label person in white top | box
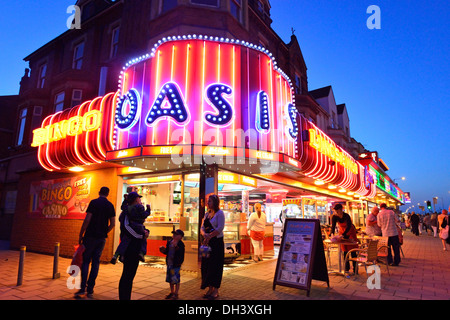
[247,203,266,262]
[377,203,401,266]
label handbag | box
[439,217,449,240]
[69,244,85,271]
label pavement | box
[0,231,449,302]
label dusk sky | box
[1,1,449,212]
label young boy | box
[111,192,150,264]
[159,229,185,300]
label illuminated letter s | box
[204,84,234,127]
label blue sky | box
[1,1,449,212]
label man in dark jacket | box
[410,212,420,236]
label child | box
[159,229,185,300]
[111,192,150,264]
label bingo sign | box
[273,219,328,296]
[29,176,92,219]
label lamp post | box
[393,177,406,186]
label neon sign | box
[115,37,297,158]
[32,109,102,147]
[32,92,117,171]
[308,128,358,175]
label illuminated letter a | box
[146,82,190,127]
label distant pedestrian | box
[419,214,424,235]
[410,212,420,236]
[200,194,225,300]
[423,213,431,235]
[431,211,439,237]
[365,207,382,236]
[247,202,267,262]
[377,203,401,266]
[75,187,116,298]
[159,229,185,300]
[438,209,449,251]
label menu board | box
[273,219,328,296]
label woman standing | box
[200,194,225,300]
[330,203,358,275]
[247,203,266,262]
[438,209,449,251]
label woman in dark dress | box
[200,194,225,300]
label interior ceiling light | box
[69,166,84,172]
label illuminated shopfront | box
[25,35,405,267]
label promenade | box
[0,231,449,301]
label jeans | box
[118,237,141,300]
[387,235,401,265]
[80,237,106,293]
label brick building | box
[1,0,400,264]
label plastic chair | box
[376,237,390,276]
[344,239,379,276]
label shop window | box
[37,63,47,89]
[16,108,27,146]
[230,0,241,22]
[72,42,85,70]
[191,0,219,7]
[110,26,120,58]
[161,0,178,13]
[54,91,65,113]
[71,90,83,107]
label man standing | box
[76,186,116,298]
[377,203,401,266]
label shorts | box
[166,266,181,284]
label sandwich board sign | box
[273,219,329,297]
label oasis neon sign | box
[115,82,297,136]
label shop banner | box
[29,176,92,219]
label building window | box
[73,42,85,70]
[17,108,27,146]
[37,63,47,89]
[230,0,241,21]
[295,74,302,95]
[54,92,65,112]
[110,27,120,58]
[191,0,219,7]
[71,90,83,107]
[31,106,43,131]
[162,0,178,13]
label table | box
[323,239,359,276]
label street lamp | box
[393,177,406,185]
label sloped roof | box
[309,86,331,99]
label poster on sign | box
[29,176,92,219]
[273,219,329,296]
